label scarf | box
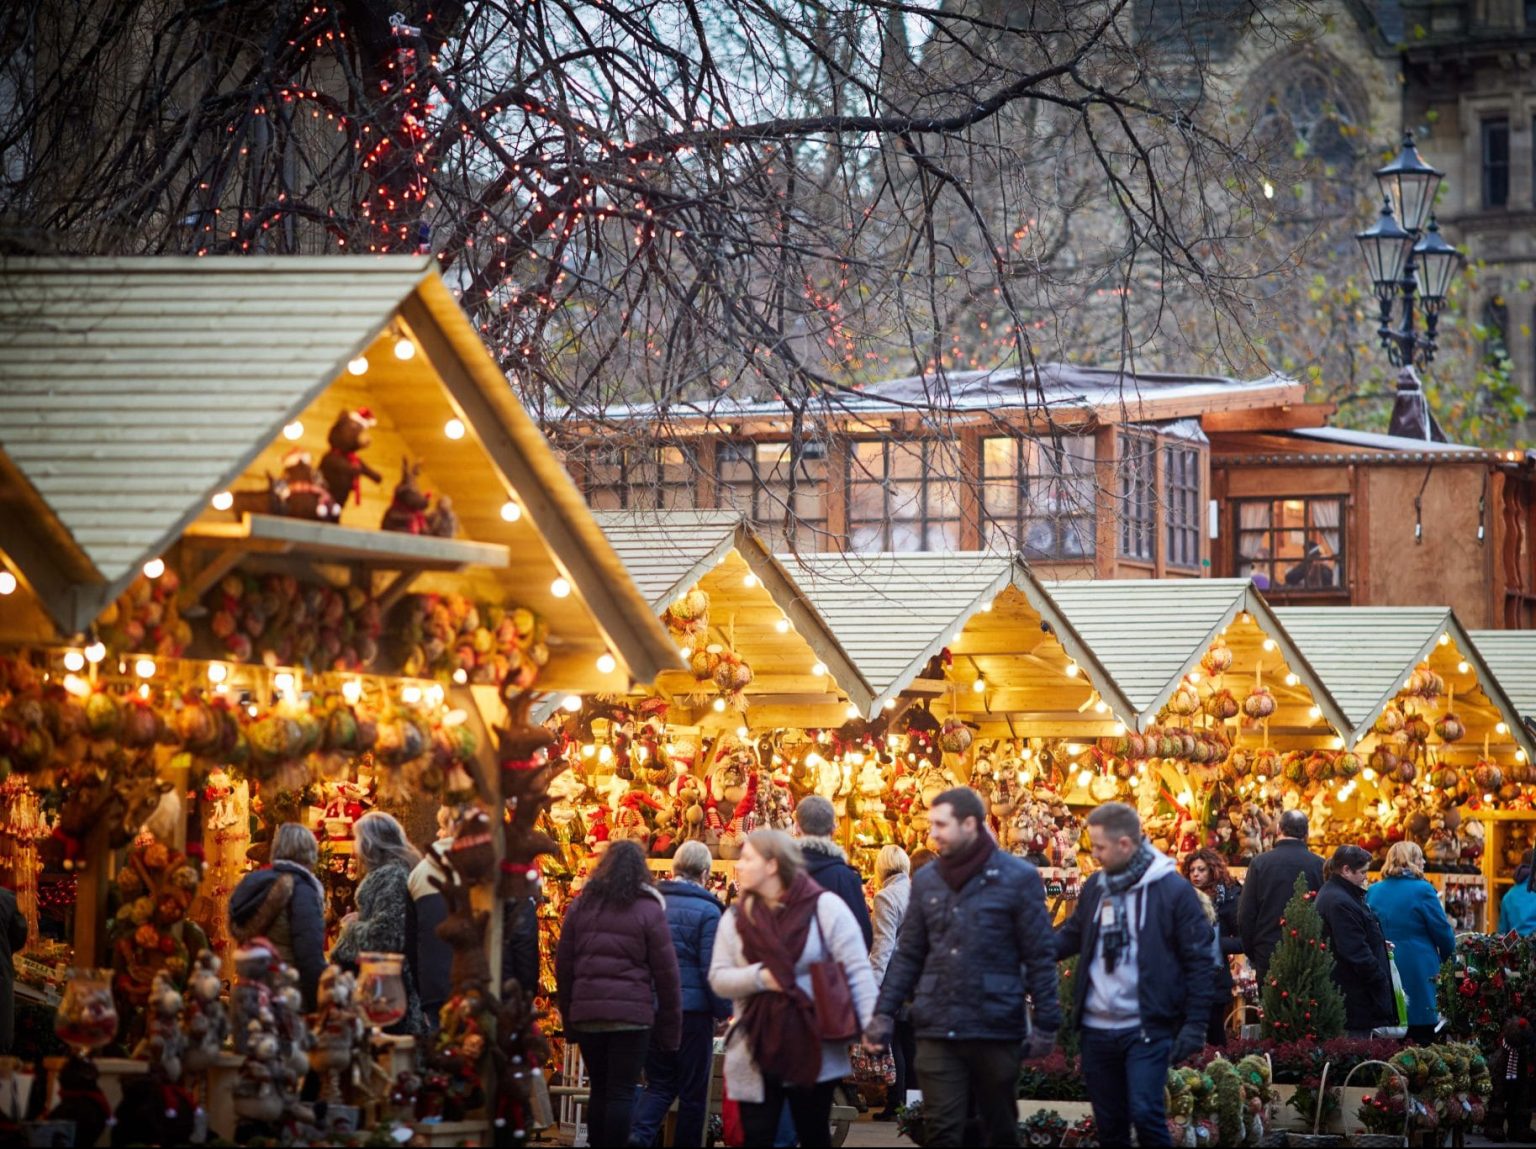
[936,827,998,891]
[733,871,827,1087]
[1099,838,1156,973]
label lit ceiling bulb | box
[1284,673,1298,686]
[598,745,614,764]
[1308,705,1322,720]
[0,572,14,595]
[452,668,468,684]
[712,698,726,712]
[1076,769,1093,788]
[1457,661,1470,674]
[207,662,227,684]
[84,640,106,663]
[500,500,522,522]
[561,695,582,712]
[135,658,156,678]
[400,684,422,704]
[63,674,89,697]
[582,743,596,759]
[1439,632,1450,646]
[444,418,466,440]
[742,573,758,588]
[810,662,827,677]
[1519,749,1529,763]
[774,618,790,634]
[211,491,234,511]
[596,653,617,675]
[62,650,85,672]
[283,420,304,440]
[1261,638,1275,652]
[393,338,417,361]
[1112,722,1125,736]
[883,699,895,710]
[143,558,165,579]
[972,677,986,694]
[347,356,369,376]
[736,726,749,739]
[1065,662,1079,678]
[845,704,859,719]
[341,679,363,703]
[274,672,296,693]
[1093,700,1108,714]
[550,577,571,598]
[1498,722,1510,735]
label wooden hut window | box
[1235,497,1346,594]
[847,438,962,552]
[1118,432,1157,562]
[979,435,1095,559]
[1165,443,1202,569]
[716,441,827,549]
[578,443,698,510]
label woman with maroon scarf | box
[710,828,877,1147]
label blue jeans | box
[630,1012,715,1147]
[1079,1025,1174,1147]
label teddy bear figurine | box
[319,408,382,514]
[272,448,341,522]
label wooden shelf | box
[184,513,510,572]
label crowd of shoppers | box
[211,784,1479,1148]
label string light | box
[400,684,422,704]
[1439,632,1450,646]
[1284,673,1298,686]
[981,600,994,612]
[1065,662,1079,678]
[1457,661,1470,674]
[84,640,106,664]
[134,658,156,678]
[582,744,596,759]
[62,650,85,672]
[1308,706,1322,720]
[500,500,522,522]
[274,672,295,695]
[810,662,827,677]
[972,677,986,693]
[712,698,727,712]
[143,558,165,579]
[596,653,617,674]
[1262,638,1275,652]
[207,663,228,684]
[883,699,895,710]
[1498,722,1510,735]
[283,421,304,440]
[63,674,89,697]
[444,418,466,439]
[393,338,417,361]
[561,695,582,712]
[736,726,749,739]
[342,679,363,704]
[551,577,571,598]
[774,618,790,634]
[452,668,468,685]
[598,746,614,764]
[347,356,369,376]
[211,491,234,511]
[0,572,14,595]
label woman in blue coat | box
[1365,841,1456,1043]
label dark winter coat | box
[1237,838,1325,977]
[1315,876,1396,1032]
[875,848,1063,1040]
[556,886,683,1050]
[408,845,454,1019]
[330,861,427,1037]
[657,878,731,1018]
[1055,856,1216,1038]
[801,838,873,949]
[0,887,25,1054]
[504,895,541,997]
[229,860,327,1010]
[1209,880,1244,993]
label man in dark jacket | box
[1056,803,1214,1149]
[1315,845,1396,1037]
[631,841,729,1149]
[1238,810,1325,980]
[795,795,873,948]
[864,787,1060,1148]
[0,885,25,1055]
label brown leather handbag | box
[809,909,859,1041]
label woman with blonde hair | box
[710,829,877,1147]
[331,811,426,1036]
[1366,840,1455,1042]
[869,843,912,1122]
[229,822,327,1008]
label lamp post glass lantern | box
[1355,133,1462,369]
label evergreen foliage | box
[1260,873,1346,1042]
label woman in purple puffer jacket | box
[556,840,682,1146]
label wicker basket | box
[1332,1060,1409,1149]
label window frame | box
[1165,442,1202,570]
[845,437,964,552]
[1117,431,1158,563]
[978,433,1097,561]
[576,441,698,511]
[1233,496,1348,597]
[715,439,828,550]
[1481,115,1510,209]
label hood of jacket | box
[1132,849,1179,896]
[799,836,848,863]
[230,868,283,923]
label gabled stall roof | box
[0,256,678,686]
[1040,579,1349,735]
[1468,631,1536,725]
[1276,607,1535,757]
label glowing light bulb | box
[1065,662,1079,678]
[598,746,614,764]
[596,653,617,674]
[1284,673,1298,687]
[736,726,749,739]
[1332,736,1345,749]
[742,573,758,588]
[444,418,466,440]
[283,420,304,441]
[550,577,571,598]
[1498,722,1510,735]
[274,672,295,694]
[500,500,522,522]
[394,338,417,361]
[1076,769,1093,788]
[679,646,693,660]
[972,678,986,693]
[347,356,369,376]
[561,694,582,712]
[142,558,165,579]
[211,490,234,511]
[207,662,227,684]
[582,744,596,759]
[1439,632,1450,646]
[134,657,156,678]
[811,663,827,677]
[982,600,994,612]
[1519,750,1528,763]
[1094,700,1108,714]
[845,704,859,719]
[775,618,790,634]
[951,632,963,644]
[400,684,422,704]
[342,679,362,704]
[1188,670,1201,683]
[883,699,896,710]
[63,650,85,672]
[84,641,106,664]
[1308,706,1322,720]
[1262,638,1275,652]
[452,668,468,685]
[1457,661,1470,674]
[63,674,89,697]
[0,572,14,595]
[712,698,727,712]
[1112,722,1126,735]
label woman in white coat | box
[869,844,912,1121]
[710,828,877,1148]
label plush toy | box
[427,494,459,538]
[182,950,229,1075]
[319,408,382,510]
[310,965,366,1104]
[273,448,341,522]
[382,457,433,534]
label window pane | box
[849,480,884,523]
[889,443,924,479]
[850,523,886,552]
[1483,117,1510,208]
[982,437,1018,479]
[925,520,960,550]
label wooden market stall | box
[0,256,679,1143]
[1276,607,1536,931]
